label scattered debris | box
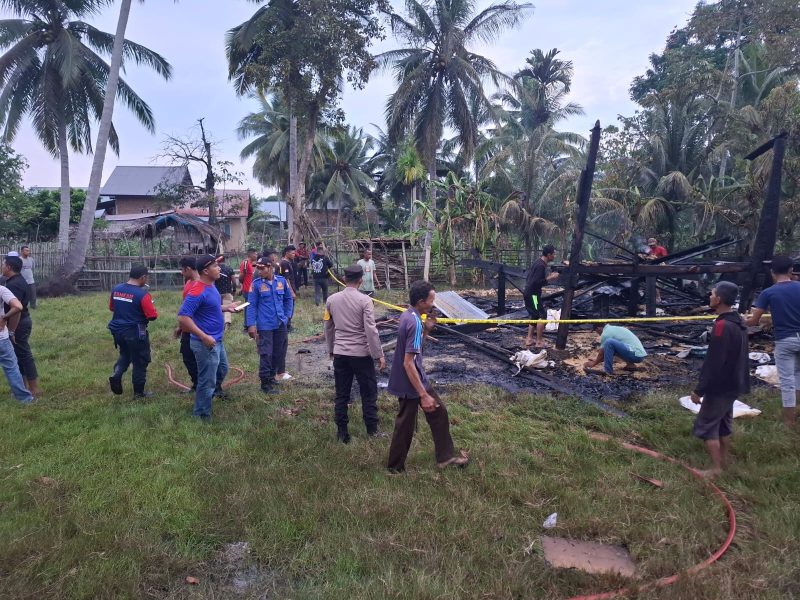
[34,476,57,486]
[678,396,762,418]
[278,407,302,417]
[748,352,771,364]
[630,473,664,488]
[184,576,199,585]
[755,365,779,386]
[541,536,638,578]
[542,513,558,529]
[509,349,554,375]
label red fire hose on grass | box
[165,363,247,391]
[569,433,737,600]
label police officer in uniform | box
[324,264,386,443]
[108,265,158,398]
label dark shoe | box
[213,388,228,399]
[134,391,154,399]
[387,466,405,474]
[261,385,278,395]
[337,430,351,444]
[109,375,123,395]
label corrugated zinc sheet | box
[434,291,490,320]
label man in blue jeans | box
[178,255,240,420]
[0,284,32,404]
[748,255,800,428]
[583,323,648,375]
[245,255,293,394]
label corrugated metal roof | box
[100,166,192,196]
[434,291,490,320]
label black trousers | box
[13,314,37,380]
[314,278,330,306]
[257,324,288,386]
[333,355,379,434]
[112,329,151,393]
[180,332,198,388]
[387,389,455,471]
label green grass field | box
[0,289,798,599]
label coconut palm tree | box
[377,0,532,175]
[237,90,326,198]
[307,126,375,238]
[54,0,176,286]
[377,0,532,278]
[0,0,171,251]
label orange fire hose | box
[570,433,737,600]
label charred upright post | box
[740,131,788,311]
[556,121,600,350]
[556,121,602,350]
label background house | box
[98,166,251,251]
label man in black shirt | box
[524,245,559,348]
[214,255,237,330]
[690,281,749,478]
[2,256,39,396]
[311,245,334,306]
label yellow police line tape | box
[326,269,726,326]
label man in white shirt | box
[20,246,36,309]
[0,285,34,403]
[357,248,381,297]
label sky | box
[6,0,700,195]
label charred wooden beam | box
[556,121,602,350]
[741,132,788,311]
[556,262,753,275]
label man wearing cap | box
[3,256,40,397]
[214,255,237,330]
[0,280,31,404]
[246,255,294,394]
[523,245,559,348]
[647,238,668,259]
[178,255,240,420]
[108,265,158,398]
[324,264,386,443]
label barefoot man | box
[524,245,559,348]
[690,281,749,477]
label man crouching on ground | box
[583,323,647,375]
[690,281,749,478]
[386,280,469,472]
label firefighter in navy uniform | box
[108,265,159,398]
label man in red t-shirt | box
[647,238,668,259]
[239,248,258,297]
[175,256,199,390]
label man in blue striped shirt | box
[386,281,469,472]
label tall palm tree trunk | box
[55,0,132,285]
[422,166,435,281]
[57,119,71,252]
